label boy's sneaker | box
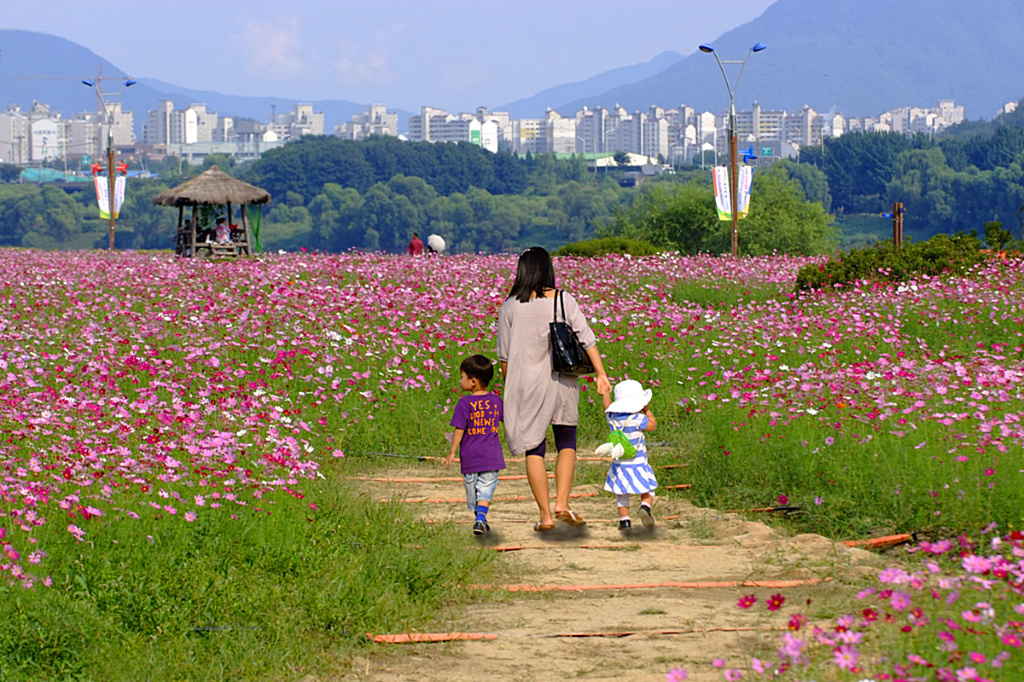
[618,518,632,530]
[473,521,487,535]
[639,504,655,527]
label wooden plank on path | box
[541,625,786,638]
[368,632,498,643]
[348,474,546,483]
[467,577,829,592]
[392,491,599,504]
[842,533,914,549]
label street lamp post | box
[699,42,766,258]
[82,75,136,251]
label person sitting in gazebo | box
[215,217,231,244]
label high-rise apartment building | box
[335,104,399,140]
[0,106,30,164]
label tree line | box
[796,101,1024,238]
[8,105,1023,255]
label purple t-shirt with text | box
[450,393,505,474]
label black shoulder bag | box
[550,290,595,376]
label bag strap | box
[552,289,568,324]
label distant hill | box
[549,0,1024,120]
[498,51,684,119]
[0,29,411,135]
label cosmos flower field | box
[1,249,1022,590]
[0,248,1022,680]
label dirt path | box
[344,454,883,681]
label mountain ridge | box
[497,50,684,119]
[551,0,1024,120]
[0,29,401,135]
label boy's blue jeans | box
[463,470,499,511]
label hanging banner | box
[95,176,126,219]
[712,166,753,221]
[737,165,753,219]
[712,166,731,221]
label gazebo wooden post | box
[226,202,232,243]
[190,204,198,256]
[241,204,252,257]
[176,205,184,256]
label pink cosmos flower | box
[736,595,757,609]
[889,590,912,611]
[766,593,785,611]
[1000,633,1022,648]
[961,555,992,574]
[723,669,743,681]
[184,512,197,522]
[665,669,688,681]
[833,644,859,670]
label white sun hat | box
[605,379,653,414]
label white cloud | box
[240,18,304,77]
[332,24,405,86]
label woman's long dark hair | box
[507,246,556,303]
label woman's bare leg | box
[526,455,553,525]
[553,447,576,513]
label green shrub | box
[554,236,662,257]
[794,232,988,291]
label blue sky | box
[8,0,776,111]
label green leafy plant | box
[794,232,988,291]
[554,236,662,257]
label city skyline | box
[4,0,776,113]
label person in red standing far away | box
[407,232,424,255]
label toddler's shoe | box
[618,518,632,530]
[639,504,655,527]
[473,521,487,535]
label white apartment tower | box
[0,106,29,164]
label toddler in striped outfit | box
[599,380,658,530]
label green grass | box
[672,280,793,308]
[0,471,503,681]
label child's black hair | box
[460,354,494,387]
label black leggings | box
[524,425,577,458]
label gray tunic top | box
[497,291,597,455]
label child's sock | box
[619,515,630,522]
[475,506,489,523]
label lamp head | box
[698,44,715,53]
[82,79,95,87]
[752,43,767,52]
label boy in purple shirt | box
[444,354,505,535]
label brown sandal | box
[554,509,586,527]
[533,521,555,532]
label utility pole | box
[892,202,904,249]
[81,69,135,250]
[699,42,767,258]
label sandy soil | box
[334,454,883,682]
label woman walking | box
[497,247,611,531]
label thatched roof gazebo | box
[153,165,271,258]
